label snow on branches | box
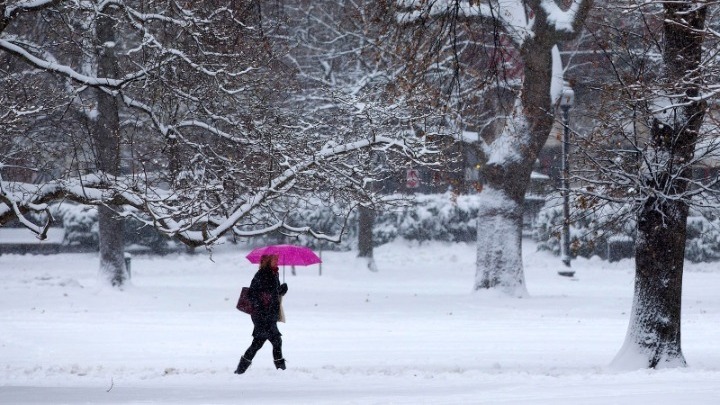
[1,132,439,246]
[0,1,445,246]
[395,0,592,46]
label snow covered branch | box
[0,39,132,88]
[1,131,438,246]
[0,0,448,255]
[396,0,534,45]
[2,1,63,29]
[538,0,592,37]
[396,0,593,45]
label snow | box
[498,0,535,45]
[2,239,720,404]
[550,45,564,104]
[540,0,581,33]
[486,98,530,166]
[0,39,125,87]
[473,187,527,295]
[459,129,480,144]
[396,1,535,45]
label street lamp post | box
[559,86,575,277]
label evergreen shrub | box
[533,196,720,262]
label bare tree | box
[576,0,715,368]
[397,0,594,295]
[280,0,453,271]
[1,1,443,286]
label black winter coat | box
[248,266,287,339]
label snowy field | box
[1,239,720,404]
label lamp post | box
[558,85,575,277]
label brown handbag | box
[236,287,253,315]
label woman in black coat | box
[235,254,288,374]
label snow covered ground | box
[1,239,720,404]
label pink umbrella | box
[246,244,322,266]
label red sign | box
[406,169,420,188]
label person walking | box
[235,254,288,374]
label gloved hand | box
[279,283,288,296]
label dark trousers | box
[243,336,283,361]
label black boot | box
[274,358,286,370]
[234,356,252,374]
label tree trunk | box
[94,10,126,287]
[614,197,687,368]
[475,35,555,295]
[613,2,706,368]
[475,188,527,296]
[358,205,377,272]
[98,205,126,286]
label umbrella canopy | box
[246,244,322,266]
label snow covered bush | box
[123,218,174,254]
[287,202,358,251]
[35,195,720,261]
[293,192,481,250]
[404,193,481,243]
[48,204,172,253]
[533,197,720,262]
[685,211,720,263]
[533,196,635,260]
[51,204,99,248]
[41,194,720,261]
